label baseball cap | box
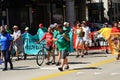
[50,24,55,28]
[64,22,68,25]
[39,23,43,28]
[82,21,86,24]
[25,27,29,30]
[53,23,57,26]
[50,23,58,29]
[104,22,108,25]
[13,25,18,29]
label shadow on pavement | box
[85,55,108,58]
[92,55,107,57]
[72,67,102,70]
[68,62,91,64]
[24,57,36,60]
[83,52,108,58]
[89,52,107,55]
[12,66,40,70]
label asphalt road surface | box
[0,50,120,80]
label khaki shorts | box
[13,43,23,52]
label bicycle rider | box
[36,26,55,65]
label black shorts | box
[46,46,53,51]
[60,50,69,59]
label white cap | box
[53,23,57,26]
[82,21,86,24]
[64,22,68,25]
[50,23,58,29]
[104,22,108,25]
[50,24,55,28]
[13,25,18,29]
[25,27,29,30]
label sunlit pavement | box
[0,50,119,80]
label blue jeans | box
[2,50,13,69]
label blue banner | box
[69,30,74,52]
[22,33,42,55]
[22,28,74,55]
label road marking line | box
[77,72,84,75]
[33,70,78,80]
[86,58,116,67]
[40,67,57,70]
[94,72,102,75]
[32,58,116,80]
[111,73,120,76]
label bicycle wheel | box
[36,50,45,66]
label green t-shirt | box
[53,30,59,38]
[6,29,12,34]
[63,26,71,32]
[55,30,70,51]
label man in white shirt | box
[82,21,91,55]
[13,25,23,61]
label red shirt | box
[41,32,53,47]
[111,27,120,33]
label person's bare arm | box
[62,33,70,41]
[110,32,120,35]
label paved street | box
[0,50,120,80]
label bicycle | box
[36,42,47,66]
[36,42,56,66]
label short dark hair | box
[113,21,118,24]
[57,24,63,29]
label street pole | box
[66,0,75,27]
[90,0,92,22]
[50,0,53,24]
[108,0,112,23]
[99,0,103,23]
[62,0,66,22]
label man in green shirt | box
[63,22,71,32]
[54,24,70,71]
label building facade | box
[87,0,120,23]
[1,0,120,31]
[108,0,120,23]
[0,0,86,30]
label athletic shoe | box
[58,67,63,71]
[64,66,69,69]
[56,62,60,66]
[81,55,84,58]
[52,61,56,65]
[2,68,7,71]
[84,52,88,55]
[46,62,50,65]
[76,55,79,58]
